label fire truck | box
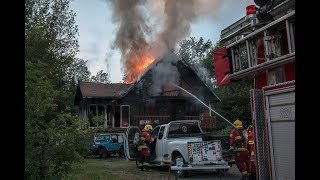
[213,0,295,179]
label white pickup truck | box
[124,120,230,178]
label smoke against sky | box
[106,0,231,83]
[70,0,253,83]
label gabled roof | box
[74,52,220,105]
[120,52,221,101]
[78,81,131,98]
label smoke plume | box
[106,0,152,83]
[149,52,180,96]
[107,0,225,83]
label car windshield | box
[96,134,110,141]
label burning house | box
[74,52,220,130]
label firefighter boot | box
[142,162,152,171]
[240,171,249,180]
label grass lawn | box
[63,158,176,180]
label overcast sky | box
[70,0,254,83]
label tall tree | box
[90,70,111,83]
[205,41,254,130]
[25,0,91,178]
[178,37,214,88]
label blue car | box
[91,133,125,158]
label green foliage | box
[178,37,212,65]
[178,37,215,88]
[91,115,105,127]
[211,126,233,136]
[214,78,254,129]
[25,0,100,179]
[90,70,111,83]
[201,41,222,80]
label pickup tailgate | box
[171,140,230,171]
[188,141,223,165]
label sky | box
[70,0,254,83]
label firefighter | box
[229,119,249,180]
[246,125,256,180]
[137,124,154,171]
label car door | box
[154,125,166,162]
[107,134,119,151]
[125,126,141,160]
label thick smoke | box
[107,0,225,83]
[149,52,180,96]
[106,0,151,82]
[149,0,223,56]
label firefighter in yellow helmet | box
[229,119,250,180]
[137,124,154,171]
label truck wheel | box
[99,147,109,159]
[173,155,187,178]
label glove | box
[229,146,234,152]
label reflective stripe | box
[248,140,254,144]
[137,145,148,151]
[235,136,242,140]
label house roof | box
[120,52,221,102]
[75,52,220,103]
[79,81,131,98]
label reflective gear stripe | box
[248,140,254,144]
[236,147,247,151]
[241,171,248,176]
[137,145,148,151]
[235,136,242,140]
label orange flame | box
[125,54,155,84]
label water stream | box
[172,84,234,127]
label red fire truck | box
[213,0,295,179]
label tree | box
[90,70,111,83]
[200,41,254,131]
[25,0,92,178]
[214,78,254,129]
[178,37,214,88]
[178,37,212,64]
[201,41,222,84]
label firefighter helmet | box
[143,124,153,132]
[233,119,243,129]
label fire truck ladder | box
[221,4,295,80]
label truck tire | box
[173,155,188,178]
[99,147,109,159]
